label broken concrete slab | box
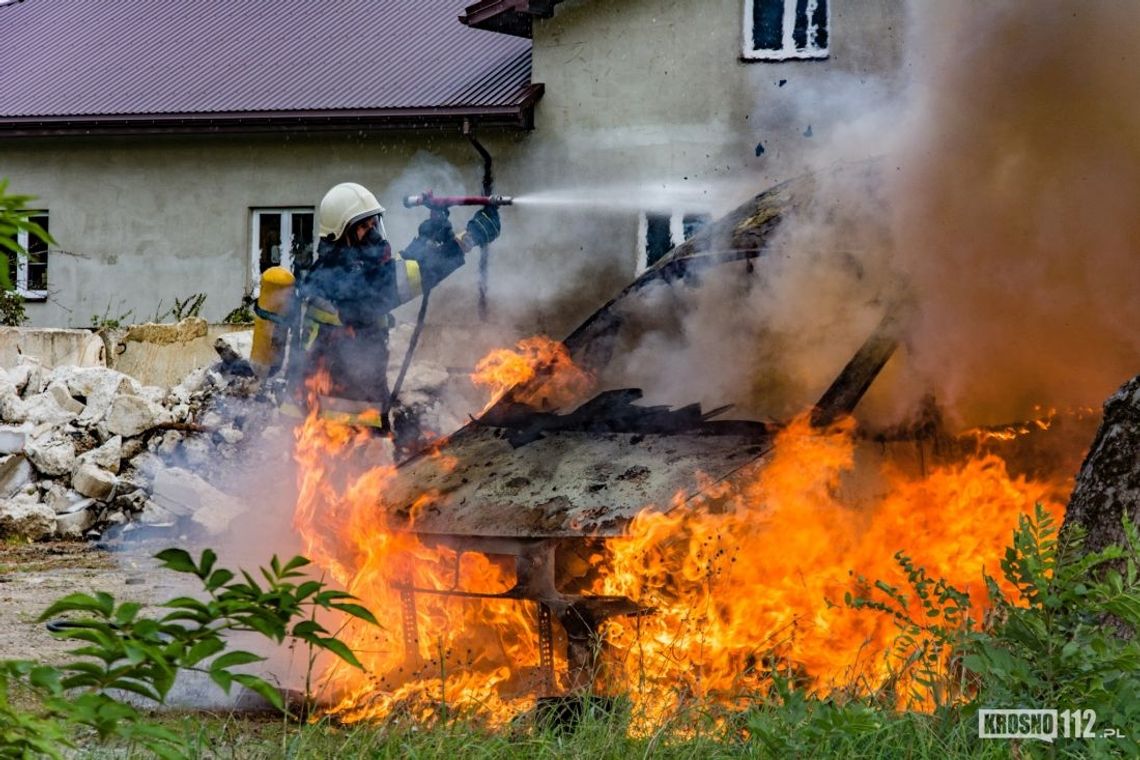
[10,356,45,397]
[149,468,208,517]
[50,366,139,427]
[55,504,97,538]
[168,366,209,407]
[24,433,77,477]
[78,435,123,474]
[138,500,179,526]
[103,394,162,438]
[112,320,252,388]
[0,426,25,454]
[47,382,86,415]
[112,488,148,515]
[214,330,253,365]
[21,390,80,427]
[0,327,105,372]
[0,395,26,424]
[149,467,249,535]
[72,462,118,501]
[45,483,96,515]
[0,454,34,499]
[0,494,56,541]
[190,493,250,536]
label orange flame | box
[470,335,595,412]
[959,404,1098,444]
[292,369,552,724]
[590,416,1066,726]
[293,381,1070,728]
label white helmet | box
[318,182,386,241]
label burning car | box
[292,165,1089,726]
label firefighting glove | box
[464,205,501,248]
[417,210,454,244]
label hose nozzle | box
[402,190,513,210]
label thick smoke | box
[887,1,1140,425]
[618,2,1140,428]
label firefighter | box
[294,181,500,434]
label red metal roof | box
[0,0,539,134]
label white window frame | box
[636,210,700,274]
[743,0,830,61]
[9,214,48,300]
[249,207,313,293]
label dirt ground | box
[0,539,180,664]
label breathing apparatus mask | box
[351,213,391,263]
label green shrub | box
[0,290,26,326]
[0,549,376,759]
[0,178,54,327]
[849,505,1140,756]
[0,178,53,292]
[223,292,256,325]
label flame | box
[292,371,553,724]
[293,371,1071,729]
[470,335,595,412]
[958,404,1098,444]
[590,415,1066,726]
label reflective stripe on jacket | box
[314,395,388,429]
[395,258,422,303]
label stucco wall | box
[4,134,508,324]
[1,0,905,366]
[526,0,904,195]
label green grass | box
[68,700,1130,759]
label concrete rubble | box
[0,326,467,542]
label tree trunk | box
[1061,375,1140,554]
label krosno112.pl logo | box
[979,709,1124,742]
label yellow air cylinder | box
[250,266,295,376]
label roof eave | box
[0,87,544,138]
[459,0,564,38]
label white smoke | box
[600,1,1140,429]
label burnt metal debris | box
[382,163,900,696]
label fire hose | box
[387,154,512,411]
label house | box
[1,0,902,360]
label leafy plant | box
[148,293,208,323]
[0,178,54,293]
[851,505,1140,755]
[223,291,256,325]
[962,509,1140,750]
[170,293,207,321]
[846,551,973,710]
[90,301,134,330]
[0,549,377,759]
[745,674,885,756]
[0,179,54,327]
[0,290,26,326]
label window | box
[744,0,829,61]
[5,211,49,299]
[637,211,712,272]
[250,208,314,290]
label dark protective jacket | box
[296,234,464,417]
